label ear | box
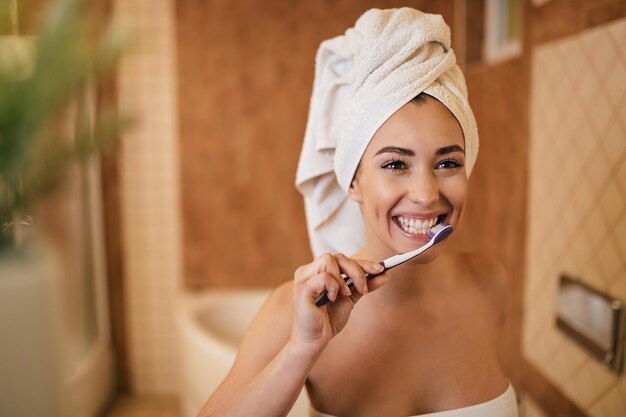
[347,178,363,203]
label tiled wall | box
[175,1,456,289]
[114,0,183,393]
[520,394,549,417]
[524,17,626,417]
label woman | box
[198,8,518,417]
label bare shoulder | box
[462,252,507,288]
[457,252,508,320]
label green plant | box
[0,0,129,250]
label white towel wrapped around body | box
[295,8,479,258]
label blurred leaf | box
[0,0,130,250]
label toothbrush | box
[315,223,453,307]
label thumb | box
[350,259,390,293]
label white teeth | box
[396,215,440,235]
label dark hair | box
[411,92,431,105]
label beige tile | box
[589,89,614,138]
[557,356,588,401]
[581,26,619,81]
[587,381,626,417]
[616,157,626,197]
[574,122,596,166]
[568,359,620,408]
[545,342,585,388]
[609,272,626,302]
[526,17,626,413]
[618,96,626,129]
[116,0,182,394]
[568,178,587,219]
[520,393,549,417]
[607,19,626,62]
[587,146,613,192]
[600,181,626,226]
[604,122,626,173]
[106,395,181,417]
[596,237,624,287]
[551,339,589,380]
[577,59,602,103]
[561,38,590,85]
[617,377,626,406]
[583,207,609,253]
[604,58,626,109]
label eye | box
[381,159,408,171]
[435,158,463,170]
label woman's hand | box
[290,253,389,351]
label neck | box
[352,244,451,304]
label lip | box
[392,211,447,220]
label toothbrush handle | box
[314,263,387,307]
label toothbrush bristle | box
[428,223,453,243]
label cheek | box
[368,173,402,197]
[441,176,468,210]
[360,173,403,215]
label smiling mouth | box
[393,214,447,236]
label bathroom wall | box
[109,0,456,397]
[114,0,183,394]
[105,0,626,406]
[451,2,626,416]
[524,15,626,417]
[175,0,455,289]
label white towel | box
[295,8,479,258]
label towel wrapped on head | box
[295,8,479,258]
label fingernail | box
[362,283,368,294]
[344,287,352,296]
[375,263,384,271]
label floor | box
[104,395,182,417]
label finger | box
[334,254,368,295]
[295,255,348,297]
[299,272,340,304]
[316,253,353,296]
[352,259,386,276]
[295,253,332,281]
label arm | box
[197,255,389,417]
[197,283,318,417]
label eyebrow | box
[374,144,465,157]
[435,145,465,156]
[374,146,415,156]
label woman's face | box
[348,96,468,261]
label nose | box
[407,170,439,208]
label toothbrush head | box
[427,223,453,244]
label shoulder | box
[463,252,507,286]
[457,252,508,322]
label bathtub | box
[179,289,310,417]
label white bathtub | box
[179,289,310,417]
